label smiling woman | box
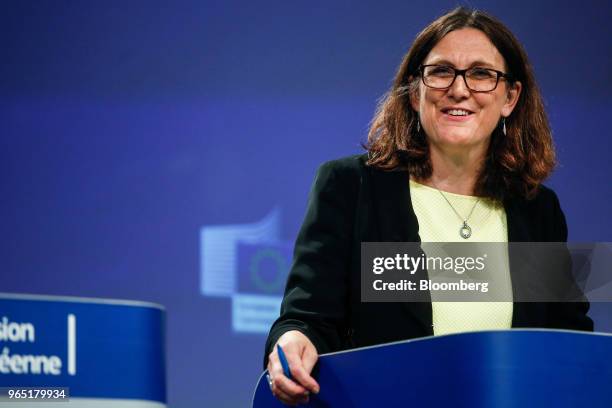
[367,11,554,201]
[263,7,592,406]
[410,27,522,196]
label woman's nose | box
[447,74,471,99]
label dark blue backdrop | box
[1,1,611,406]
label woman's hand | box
[267,330,320,406]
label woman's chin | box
[430,133,485,149]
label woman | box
[264,7,592,405]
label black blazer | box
[264,154,592,367]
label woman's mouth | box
[440,108,475,121]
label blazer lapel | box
[369,168,433,333]
[505,197,546,327]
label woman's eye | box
[429,67,454,76]
[469,69,495,79]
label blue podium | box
[0,293,166,407]
[253,330,612,407]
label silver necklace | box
[435,188,480,239]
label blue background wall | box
[2,1,611,406]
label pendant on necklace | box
[460,221,472,239]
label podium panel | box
[253,330,612,407]
[0,293,166,407]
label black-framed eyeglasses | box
[419,64,513,92]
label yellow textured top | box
[409,179,513,336]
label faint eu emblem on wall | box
[200,209,292,334]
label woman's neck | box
[419,144,486,196]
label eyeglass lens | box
[423,66,499,92]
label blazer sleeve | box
[263,160,358,368]
[546,190,594,332]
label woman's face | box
[411,28,521,153]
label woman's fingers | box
[300,346,320,387]
[269,368,310,405]
[285,352,320,394]
[276,372,310,396]
[267,331,320,405]
[268,354,309,396]
[272,384,306,406]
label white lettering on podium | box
[0,317,35,342]
[0,347,62,375]
[0,314,76,376]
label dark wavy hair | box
[366,7,555,201]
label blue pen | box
[277,344,293,380]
